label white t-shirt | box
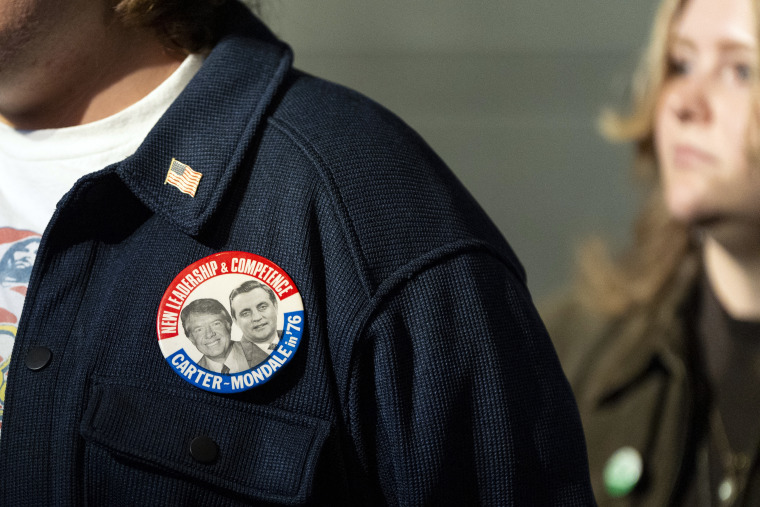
[0,53,204,433]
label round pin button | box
[25,346,52,371]
[719,477,736,503]
[156,251,305,393]
[190,436,219,464]
[603,446,643,498]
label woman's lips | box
[672,144,717,168]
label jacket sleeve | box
[347,250,595,505]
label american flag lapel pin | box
[165,158,202,197]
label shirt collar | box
[114,2,293,237]
[254,335,280,354]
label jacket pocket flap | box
[80,381,331,504]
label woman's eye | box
[667,57,690,76]
[735,63,752,81]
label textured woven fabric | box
[0,3,594,505]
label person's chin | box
[245,333,270,343]
[665,190,708,225]
[250,328,273,341]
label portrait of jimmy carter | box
[180,298,249,374]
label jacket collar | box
[115,1,293,236]
[581,277,704,505]
[585,284,699,406]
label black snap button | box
[190,436,219,464]
[25,346,52,371]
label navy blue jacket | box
[0,4,593,505]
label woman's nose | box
[669,76,711,123]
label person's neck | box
[0,24,185,130]
[703,231,760,320]
[209,344,235,365]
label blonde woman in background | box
[548,0,760,504]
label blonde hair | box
[576,0,699,317]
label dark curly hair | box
[113,0,257,53]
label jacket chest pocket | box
[80,380,331,506]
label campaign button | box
[603,446,643,497]
[156,251,305,393]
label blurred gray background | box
[256,1,661,301]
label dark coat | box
[548,292,697,506]
[0,3,593,505]
[550,283,760,506]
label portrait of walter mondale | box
[229,280,282,368]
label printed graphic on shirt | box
[157,251,304,393]
[0,228,42,431]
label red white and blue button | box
[156,251,304,393]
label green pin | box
[603,446,643,498]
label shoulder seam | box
[267,116,374,297]
[343,241,526,422]
[370,239,525,307]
